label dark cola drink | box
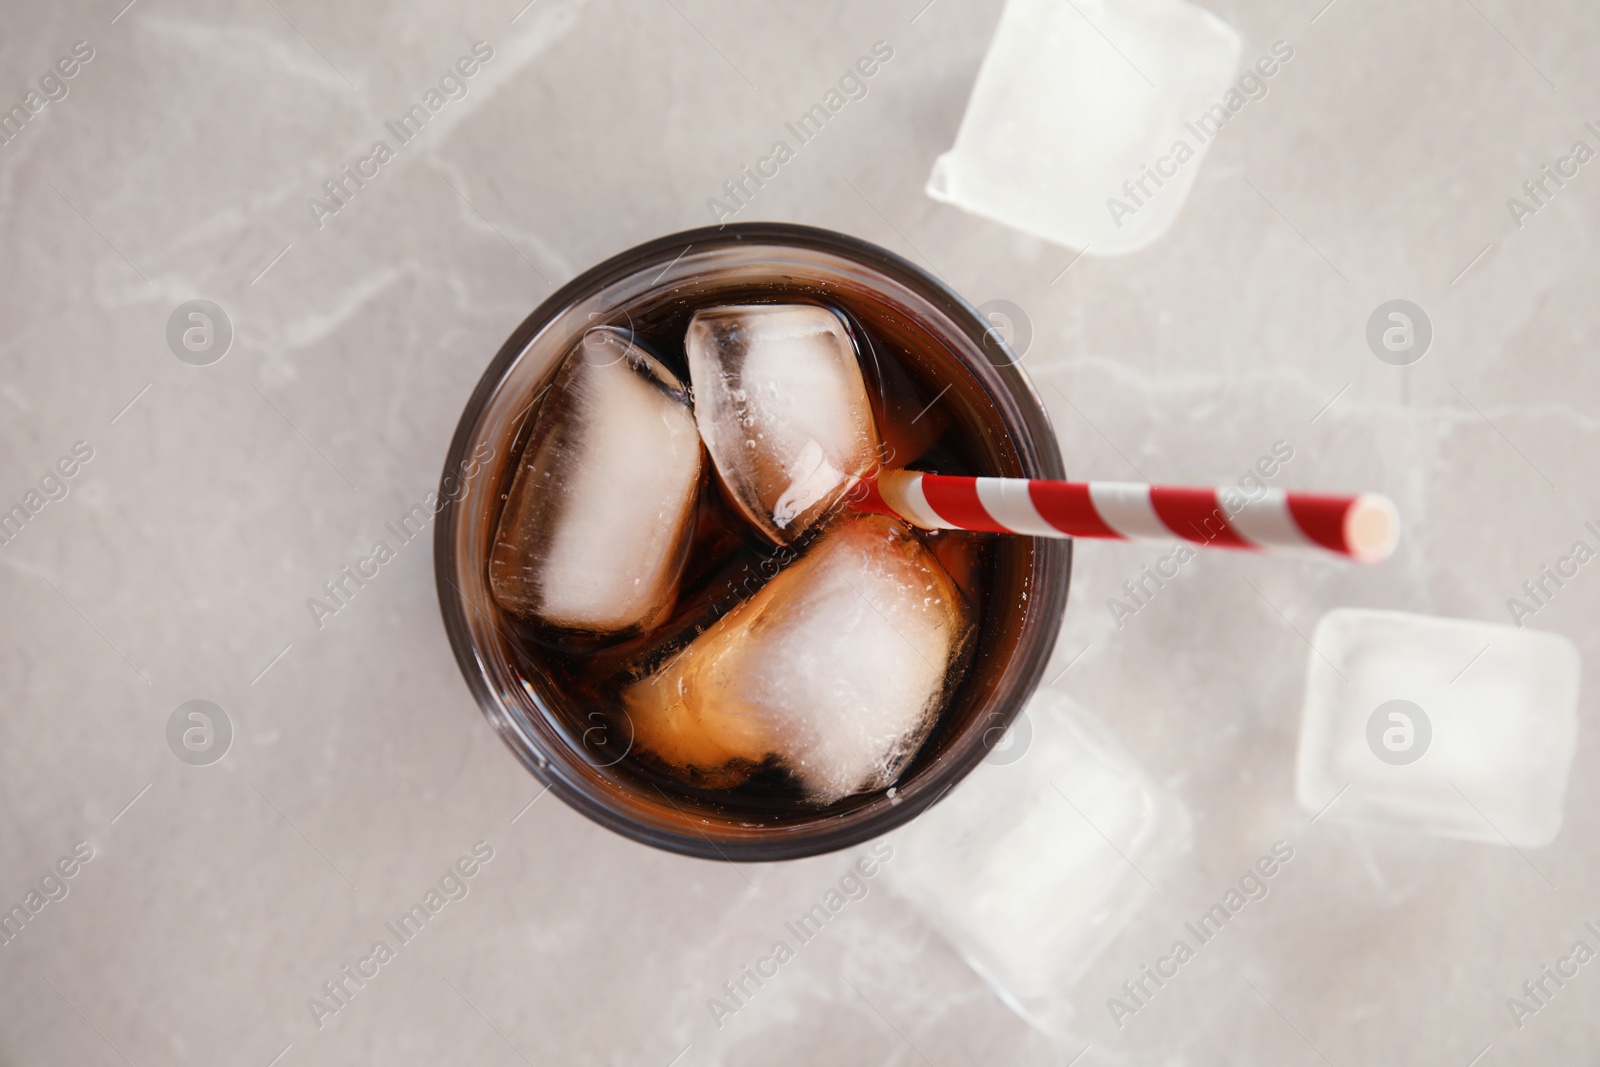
[485,291,1008,814]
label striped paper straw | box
[855,470,1398,563]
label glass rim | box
[433,221,1072,861]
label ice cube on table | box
[925,0,1243,255]
[623,513,971,803]
[1296,609,1581,849]
[488,327,703,633]
[881,688,1192,1038]
[686,304,880,544]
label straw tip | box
[1345,494,1399,563]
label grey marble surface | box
[2,0,1598,1063]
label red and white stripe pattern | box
[855,470,1398,563]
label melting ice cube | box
[488,327,703,633]
[1296,609,1581,848]
[925,0,1244,254]
[623,513,972,803]
[686,304,881,544]
[881,688,1192,1038]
